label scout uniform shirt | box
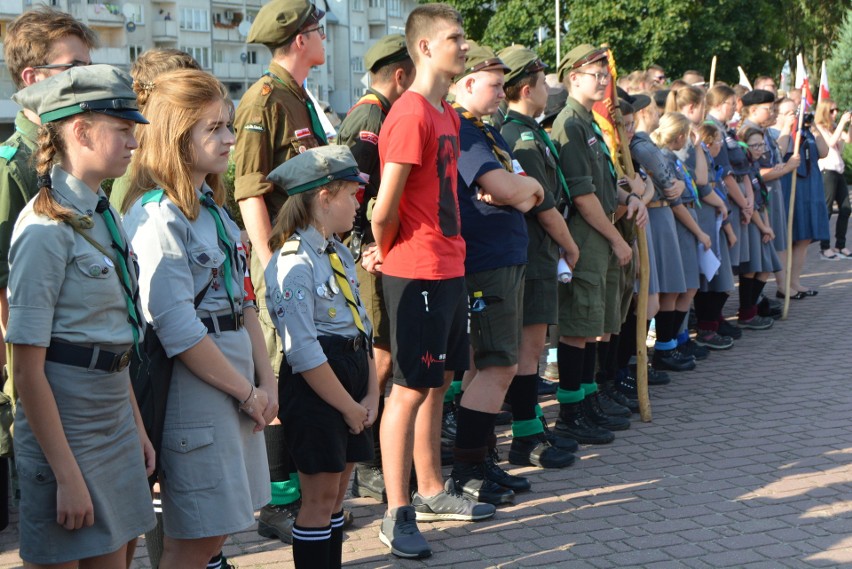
[0,111,39,289]
[265,225,371,373]
[233,60,324,222]
[499,109,562,280]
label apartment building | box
[0,0,417,135]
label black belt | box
[200,312,244,334]
[318,334,366,352]
[46,342,132,373]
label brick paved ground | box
[2,243,852,568]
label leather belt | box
[46,341,132,373]
[683,201,695,209]
[200,312,244,334]
[318,334,366,352]
[647,199,670,208]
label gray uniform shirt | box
[630,132,677,200]
[7,166,140,348]
[265,225,372,374]
[123,186,252,358]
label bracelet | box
[625,193,640,206]
[239,384,255,407]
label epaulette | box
[141,188,165,205]
[0,145,18,163]
[281,235,301,255]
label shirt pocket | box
[73,252,123,306]
[160,424,222,492]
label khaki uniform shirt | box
[0,112,40,288]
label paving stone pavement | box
[2,245,852,568]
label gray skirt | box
[739,215,782,274]
[647,206,686,294]
[768,180,788,251]
[696,204,735,292]
[674,207,701,290]
[635,222,660,295]
[728,197,751,267]
[14,360,156,565]
[160,325,271,539]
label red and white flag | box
[818,60,830,104]
[795,54,814,109]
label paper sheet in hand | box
[698,243,721,279]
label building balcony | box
[0,0,24,19]
[70,3,126,26]
[213,61,262,80]
[212,26,243,42]
[152,20,178,40]
[92,47,130,67]
[211,0,244,6]
[367,5,386,23]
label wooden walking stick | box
[782,96,806,320]
[709,55,717,87]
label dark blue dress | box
[781,130,830,242]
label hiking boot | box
[451,461,515,505]
[596,385,632,417]
[694,330,734,350]
[737,314,774,330]
[678,339,709,360]
[484,447,531,492]
[615,369,638,398]
[509,433,576,468]
[441,402,457,442]
[412,478,496,522]
[540,416,579,452]
[257,501,300,544]
[582,392,630,431]
[537,376,558,395]
[351,464,387,503]
[717,319,742,339]
[554,402,615,445]
[379,506,432,559]
[652,348,695,372]
[602,380,638,413]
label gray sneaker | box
[412,478,496,522]
[379,506,432,559]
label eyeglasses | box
[301,24,325,38]
[33,59,91,70]
[575,70,611,84]
[655,75,667,82]
[748,142,766,149]
[830,108,839,113]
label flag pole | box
[709,55,717,87]
[555,0,561,66]
[782,87,806,320]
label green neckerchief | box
[264,69,328,144]
[199,193,238,318]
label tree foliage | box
[828,10,852,111]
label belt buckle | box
[352,336,362,351]
[236,312,245,330]
[116,350,131,372]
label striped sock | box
[206,553,222,569]
[330,510,345,569]
[292,524,331,568]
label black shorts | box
[382,275,469,389]
[277,336,373,475]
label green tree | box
[481,0,559,67]
[428,0,497,42]
[828,10,852,111]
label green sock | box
[445,380,463,403]
[512,418,545,438]
[270,472,301,506]
[556,388,584,404]
[535,404,544,418]
[580,382,598,396]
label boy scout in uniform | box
[337,34,414,503]
[549,45,647,445]
[498,47,582,464]
[233,0,329,543]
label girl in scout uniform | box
[264,145,378,568]
[6,65,156,566]
[122,69,276,567]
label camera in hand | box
[801,112,814,127]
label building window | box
[124,3,144,24]
[353,87,364,101]
[213,49,224,64]
[246,50,258,64]
[353,26,364,42]
[388,0,400,15]
[128,45,145,62]
[181,45,210,68]
[352,0,363,11]
[180,8,210,32]
[369,0,383,7]
[352,57,363,73]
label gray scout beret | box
[247,0,325,48]
[365,34,409,73]
[12,64,147,124]
[268,145,362,196]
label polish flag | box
[818,60,830,104]
[795,54,814,109]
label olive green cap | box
[247,0,324,48]
[557,44,608,81]
[267,145,362,196]
[12,64,147,125]
[499,46,547,86]
[454,40,510,83]
[365,34,409,73]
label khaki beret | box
[247,0,324,48]
[364,34,409,73]
[499,46,547,86]
[454,40,510,83]
[557,44,608,81]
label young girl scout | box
[265,145,379,569]
[122,69,276,568]
[7,65,156,566]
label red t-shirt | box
[378,91,466,279]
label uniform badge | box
[296,288,305,300]
[244,124,265,133]
[317,284,328,297]
[359,131,379,145]
[276,306,285,317]
[520,132,535,141]
[587,137,597,147]
[273,290,284,304]
[103,256,114,268]
[294,128,312,139]
[196,252,211,264]
[261,84,273,96]
[328,276,339,295]
[298,145,307,154]
[328,307,337,318]
[282,288,293,301]
[89,264,102,276]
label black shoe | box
[615,369,638,398]
[582,392,630,431]
[352,464,387,503]
[653,348,696,372]
[484,448,531,492]
[451,461,515,505]
[509,433,575,468]
[596,384,632,417]
[602,381,638,413]
[257,501,300,543]
[757,296,783,319]
[537,375,558,395]
[555,403,614,444]
[648,365,670,385]
[678,339,709,360]
[441,402,457,442]
[540,417,579,452]
[717,319,743,339]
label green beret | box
[365,34,409,73]
[557,44,608,82]
[267,145,362,196]
[247,0,324,48]
[499,46,547,86]
[454,40,510,83]
[12,64,147,125]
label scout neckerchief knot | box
[505,116,572,204]
[325,242,367,337]
[263,69,328,145]
[199,193,239,319]
[96,197,143,352]
[674,159,702,208]
[453,104,513,172]
[590,119,618,182]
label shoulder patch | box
[281,239,301,255]
[244,123,265,133]
[520,132,535,142]
[261,83,273,97]
[359,131,379,145]
[0,145,18,162]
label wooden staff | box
[612,108,652,421]
[709,55,717,87]
[782,95,806,320]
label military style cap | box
[557,44,608,81]
[455,41,510,83]
[365,34,409,73]
[12,64,147,125]
[268,145,362,196]
[499,46,547,86]
[247,0,325,48]
[740,89,776,106]
[616,86,651,113]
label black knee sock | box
[454,406,497,458]
[507,374,538,422]
[618,313,637,369]
[694,291,715,324]
[293,524,331,569]
[581,342,597,385]
[366,396,385,467]
[673,309,687,342]
[557,341,585,393]
[603,334,620,382]
[752,278,767,306]
[738,276,754,309]
[207,553,223,569]
[655,311,675,343]
[329,510,345,569]
[595,340,610,381]
[265,424,289,481]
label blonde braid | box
[32,122,76,222]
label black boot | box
[509,433,575,468]
[582,392,630,431]
[652,348,696,372]
[451,460,515,505]
[540,416,579,452]
[441,401,457,442]
[554,402,614,445]
[351,463,387,503]
[483,446,531,492]
[596,381,632,417]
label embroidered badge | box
[520,132,535,141]
[276,306,285,317]
[294,128,312,139]
[261,84,273,96]
[296,288,305,300]
[359,131,379,145]
[282,288,293,301]
[197,252,210,264]
[273,290,284,304]
[244,124,265,133]
[298,145,307,154]
[328,307,337,318]
[587,137,597,147]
